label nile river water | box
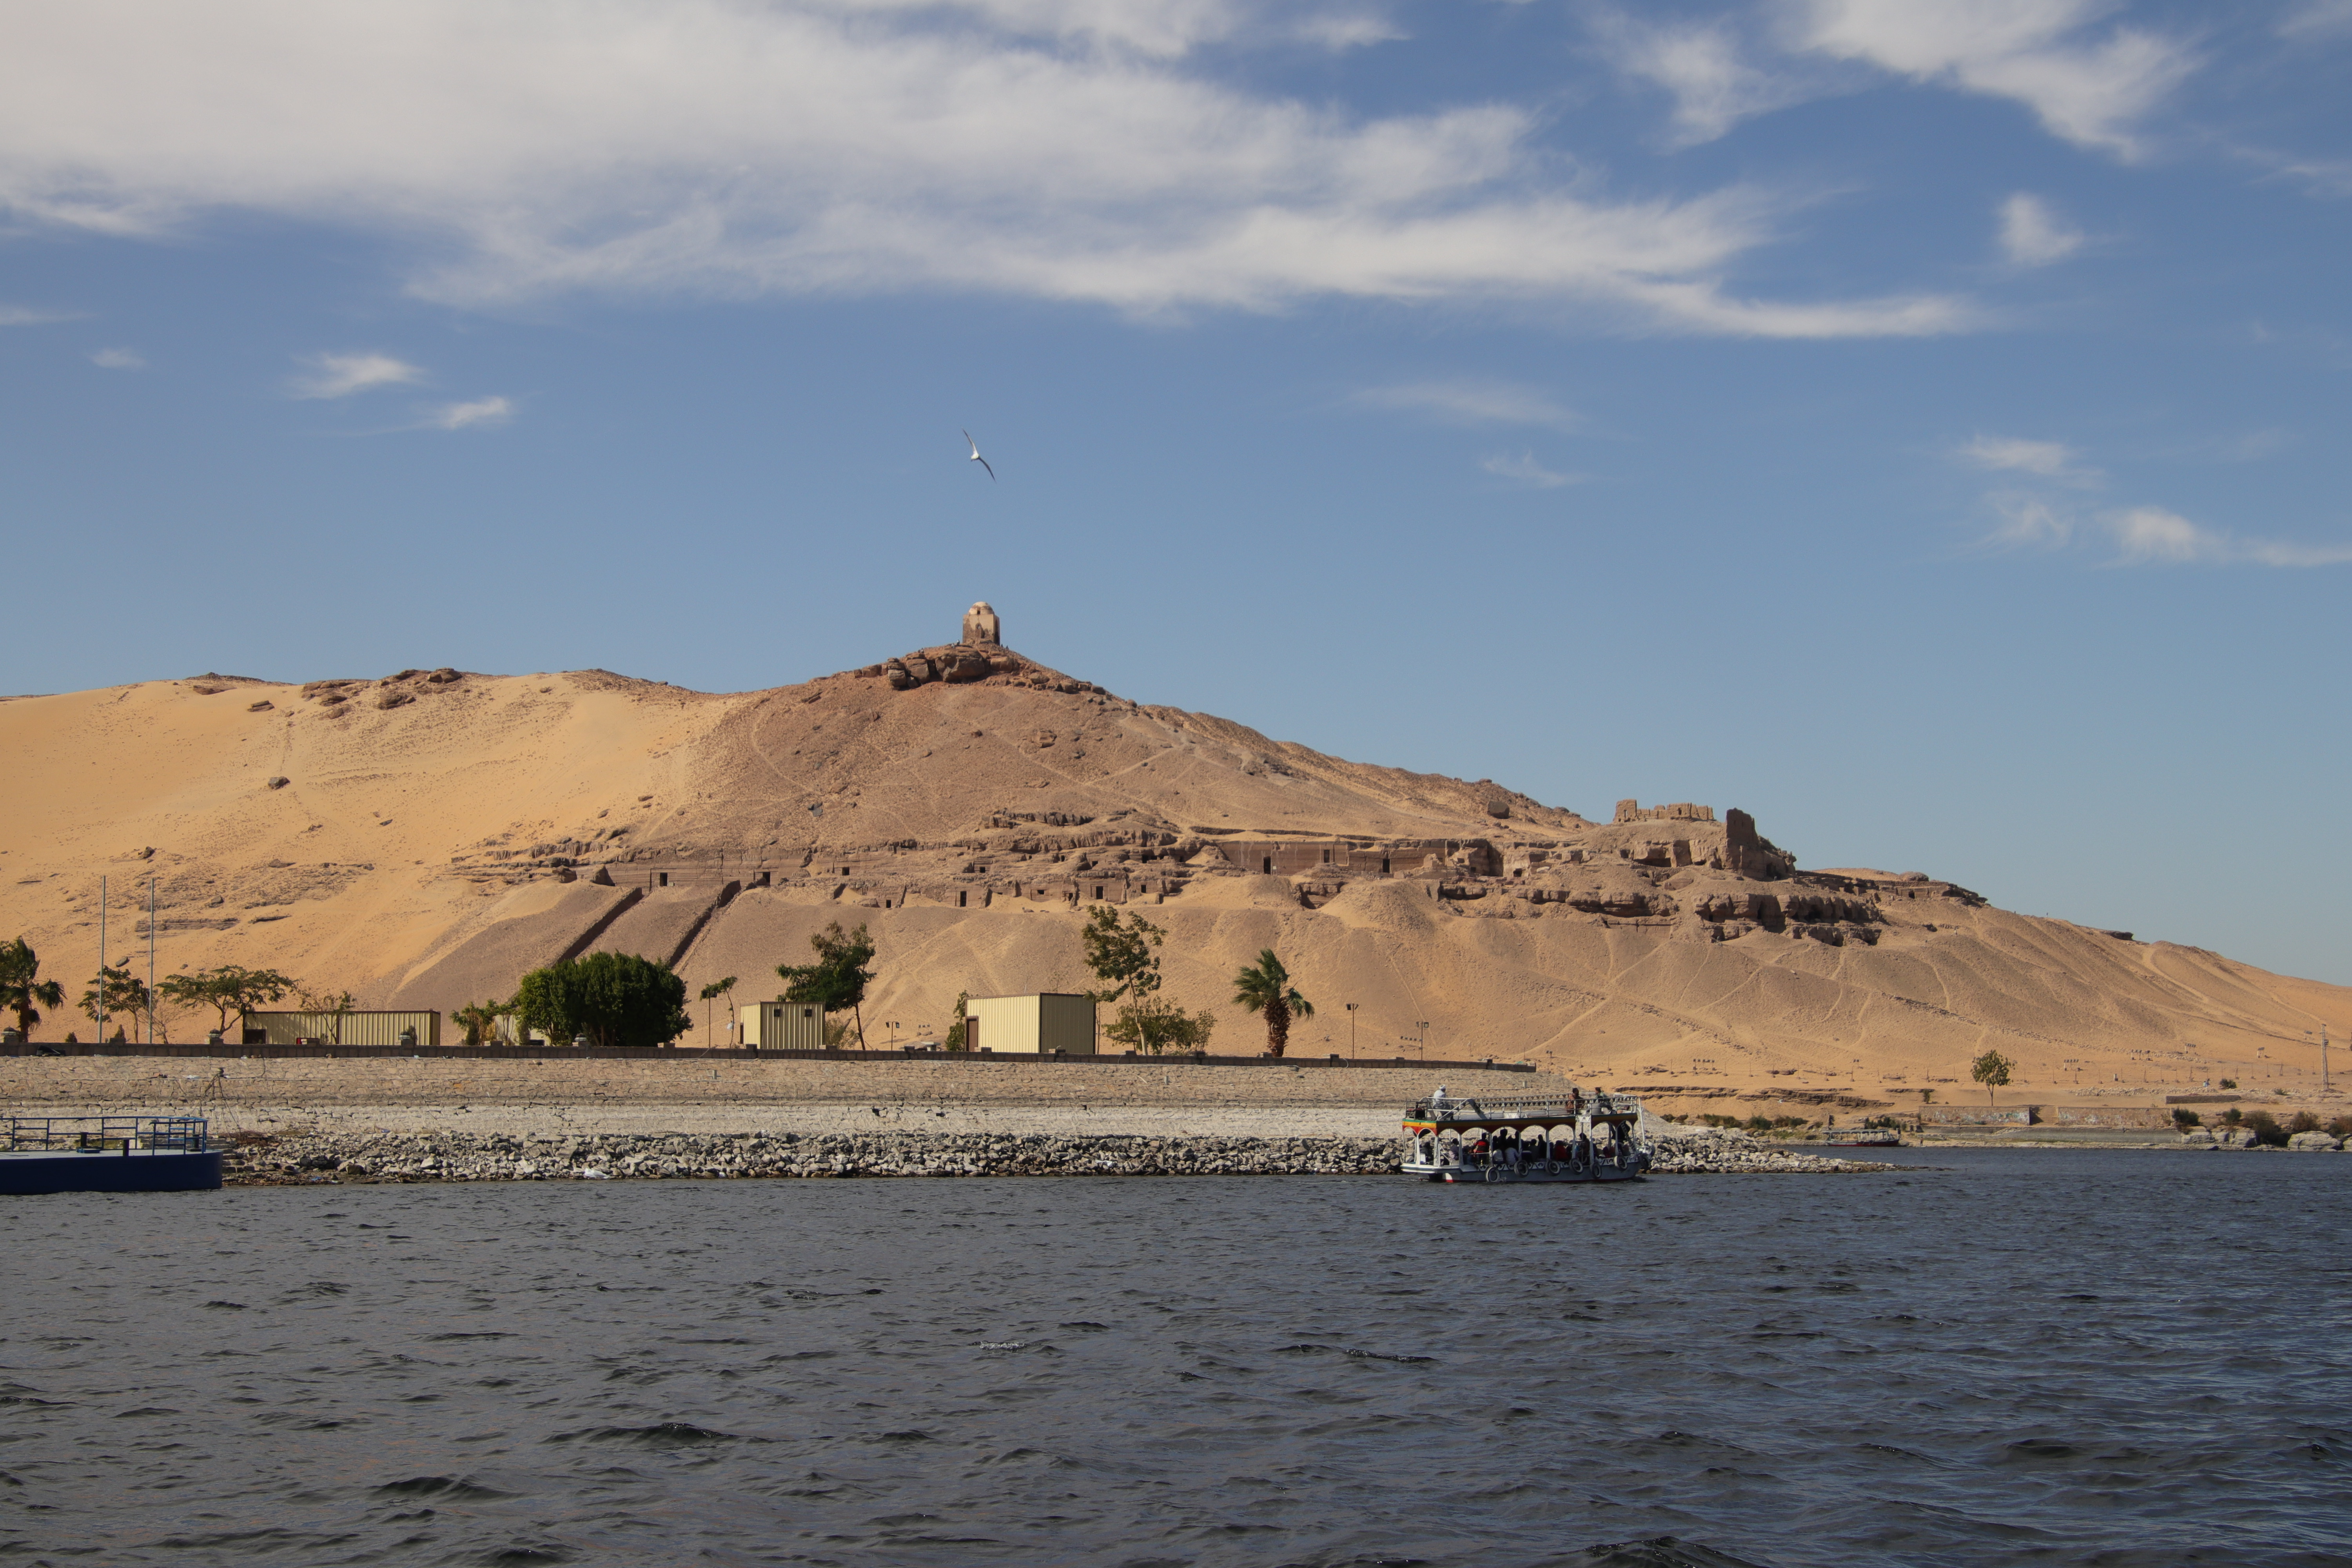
[3,1148,2347,1567]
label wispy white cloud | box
[2105,505,2206,562]
[426,395,512,430]
[2107,506,2352,567]
[0,305,71,326]
[294,352,424,399]
[1988,492,2074,547]
[1359,378,1579,432]
[1590,11,1827,146]
[1480,451,1580,488]
[1997,192,2083,265]
[2279,0,2352,39]
[90,346,144,368]
[0,1,1973,337]
[1985,492,2352,567]
[1793,0,2198,158]
[1292,12,1403,50]
[1961,434,2100,485]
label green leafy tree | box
[0,937,66,1037]
[82,962,150,1041]
[944,991,969,1051]
[160,964,296,1036]
[1105,995,1217,1055]
[1971,1049,2013,1111]
[1080,907,1164,1005]
[514,952,690,1049]
[1232,949,1313,1059]
[778,922,876,1049]
[699,975,738,1046]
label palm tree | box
[1232,949,1313,1059]
[699,976,737,1045]
[0,937,65,1038]
[452,999,508,1047]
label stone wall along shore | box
[1,1054,1561,1111]
[222,1126,1888,1183]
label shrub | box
[2329,1116,2352,1140]
[2219,1078,2237,1089]
[2223,1107,2243,1125]
[1103,995,1216,1054]
[2242,1110,2288,1148]
[2172,1108,2202,1128]
[2286,1111,2322,1135]
[1697,1114,1744,1129]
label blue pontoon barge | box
[0,1116,221,1194]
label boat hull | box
[0,1151,223,1195]
[1410,1162,1645,1184]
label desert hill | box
[2,614,2345,1117]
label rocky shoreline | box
[222,1127,1890,1183]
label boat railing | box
[2,1116,210,1153]
[1410,1095,1575,1122]
[1407,1091,1645,1122]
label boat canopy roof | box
[1402,1091,1642,1131]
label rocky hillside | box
[3,629,2345,1116]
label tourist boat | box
[0,1116,221,1195]
[1401,1088,1651,1183]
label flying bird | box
[963,429,995,481]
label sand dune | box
[3,637,2343,1114]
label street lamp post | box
[1416,1021,1429,1060]
[1345,1002,1357,1058]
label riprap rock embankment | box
[225,1127,1889,1181]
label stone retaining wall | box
[0,1054,1565,1111]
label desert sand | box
[4,610,2345,1122]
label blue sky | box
[4,0,2348,980]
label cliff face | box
[3,643,2345,1110]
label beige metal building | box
[240,1011,441,1047]
[739,999,829,1051]
[963,993,1097,1055]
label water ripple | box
[0,1147,2344,1566]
